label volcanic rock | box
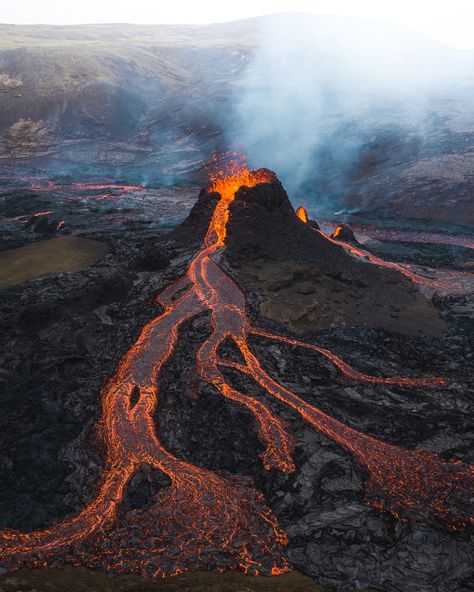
[171,188,220,247]
[189,174,446,337]
[330,223,358,244]
[1,118,55,158]
[0,172,472,592]
[0,190,51,219]
[132,245,170,272]
[26,215,57,235]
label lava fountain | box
[1,157,473,577]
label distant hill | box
[0,21,256,171]
[0,15,473,226]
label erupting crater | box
[1,156,472,578]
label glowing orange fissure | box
[302,212,445,289]
[1,162,473,576]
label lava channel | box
[1,158,472,578]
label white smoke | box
[226,13,474,200]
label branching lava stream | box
[1,160,472,577]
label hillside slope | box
[0,15,473,226]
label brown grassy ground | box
[0,568,331,592]
[0,236,109,287]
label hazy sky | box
[2,0,474,49]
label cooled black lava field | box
[0,166,473,592]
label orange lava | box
[298,208,446,289]
[71,183,147,193]
[333,222,474,251]
[10,210,53,222]
[295,206,308,223]
[1,161,472,576]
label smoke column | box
[225,13,474,205]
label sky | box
[1,0,474,50]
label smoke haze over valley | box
[1,13,474,225]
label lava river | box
[0,162,473,577]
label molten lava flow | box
[295,206,308,223]
[1,161,472,577]
[297,207,446,289]
[329,233,443,288]
[0,173,146,195]
[334,222,474,251]
[10,211,53,223]
[71,183,147,193]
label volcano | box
[180,167,446,337]
[0,161,472,590]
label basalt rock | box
[215,175,446,337]
[132,245,170,272]
[25,215,57,235]
[0,174,472,592]
[170,188,220,248]
[330,223,358,244]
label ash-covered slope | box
[179,174,445,336]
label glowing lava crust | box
[1,160,473,578]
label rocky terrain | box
[221,184,445,336]
[0,14,474,225]
[0,173,472,591]
[0,567,330,592]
